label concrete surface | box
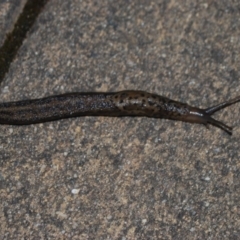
[0,0,27,45]
[0,0,240,239]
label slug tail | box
[205,96,240,114]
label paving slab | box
[0,0,240,239]
[0,0,27,45]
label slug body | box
[0,90,239,135]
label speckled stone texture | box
[0,0,240,239]
[0,0,27,45]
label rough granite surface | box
[0,0,27,45]
[0,0,240,239]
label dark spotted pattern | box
[0,90,239,134]
[110,91,198,120]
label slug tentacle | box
[204,96,240,114]
[185,96,240,135]
[204,96,240,135]
[0,90,239,135]
[204,116,233,135]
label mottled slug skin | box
[0,93,117,124]
[111,91,191,118]
[0,91,192,123]
[0,90,239,134]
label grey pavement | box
[0,0,240,239]
[0,0,27,45]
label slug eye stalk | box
[204,116,233,135]
[202,96,240,135]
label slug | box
[0,90,239,135]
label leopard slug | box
[0,90,239,135]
